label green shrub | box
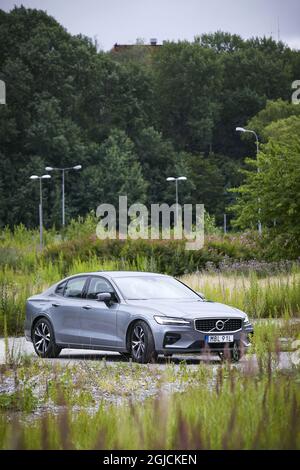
[0,387,37,413]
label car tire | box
[32,318,61,358]
[130,320,157,364]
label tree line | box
[0,6,299,231]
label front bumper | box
[153,322,254,354]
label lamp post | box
[236,127,262,235]
[30,174,51,250]
[166,176,187,225]
[45,165,82,227]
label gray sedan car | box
[25,271,253,363]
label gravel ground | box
[0,336,295,369]
[0,335,298,420]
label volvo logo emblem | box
[216,320,225,331]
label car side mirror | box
[96,292,112,302]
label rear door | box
[48,276,89,345]
[77,276,119,348]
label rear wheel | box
[32,318,61,358]
[130,321,157,364]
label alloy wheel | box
[132,325,145,360]
[34,322,51,354]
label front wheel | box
[32,318,61,358]
[230,342,241,363]
[130,321,157,364]
[218,342,241,363]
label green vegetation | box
[2,372,300,449]
[0,221,299,335]
[1,7,300,231]
[1,5,299,453]
[183,271,300,318]
[0,320,300,449]
[231,101,300,258]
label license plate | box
[205,335,234,343]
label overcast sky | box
[1,0,300,51]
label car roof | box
[69,271,169,279]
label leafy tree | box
[184,152,226,220]
[1,6,300,233]
[134,127,177,204]
[153,41,223,153]
[197,31,244,53]
[264,115,300,144]
[213,36,294,158]
[246,99,300,141]
[80,129,147,213]
[230,117,300,257]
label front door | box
[78,276,119,348]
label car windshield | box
[115,276,202,300]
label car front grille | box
[195,318,242,333]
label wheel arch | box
[31,314,56,342]
[125,317,154,352]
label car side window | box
[87,277,118,302]
[64,277,88,299]
[55,281,67,296]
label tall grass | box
[1,222,300,450]
[0,366,299,449]
[0,319,300,450]
[182,271,300,318]
[0,222,300,334]
[0,260,299,335]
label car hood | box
[126,299,246,319]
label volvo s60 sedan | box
[25,271,254,363]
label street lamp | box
[166,176,187,225]
[236,127,259,155]
[236,127,262,235]
[45,165,82,227]
[30,174,51,250]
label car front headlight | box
[154,316,190,326]
[243,314,250,325]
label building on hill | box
[112,38,162,53]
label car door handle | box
[52,303,60,307]
[82,305,93,310]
